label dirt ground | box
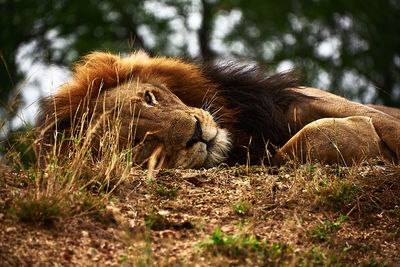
[1,161,400,266]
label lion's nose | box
[186,116,206,148]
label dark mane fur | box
[201,61,309,164]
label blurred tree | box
[218,0,400,106]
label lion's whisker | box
[211,106,223,118]
[201,88,211,106]
[201,92,218,112]
[213,113,226,124]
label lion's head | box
[36,52,231,168]
[93,80,231,168]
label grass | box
[1,149,399,265]
[1,94,136,225]
[301,163,361,210]
[307,215,347,242]
[150,179,180,198]
[9,196,62,225]
[298,248,341,266]
[232,198,251,216]
[198,226,349,266]
[199,226,293,265]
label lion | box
[36,51,400,168]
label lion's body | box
[36,52,400,167]
[279,87,400,165]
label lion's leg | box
[273,116,395,165]
[288,87,400,158]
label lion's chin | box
[172,128,231,169]
[203,128,231,168]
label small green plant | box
[306,165,316,173]
[390,228,399,239]
[150,180,180,198]
[322,181,359,207]
[199,226,266,256]
[199,226,292,264]
[306,172,360,209]
[232,198,251,216]
[307,215,347,242]
[9,196,62,224]
[361,259,387,266]
[120,255,128,262]
[298,248,340,266]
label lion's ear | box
[79,51,119,66]
[72,52,121,92]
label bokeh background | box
[1,0,400,131]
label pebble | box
[6,227,16,233]
[220,225,234,233]
[81,230,89,238]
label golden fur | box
[36,52,400,167]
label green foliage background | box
[1,0,399,123]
